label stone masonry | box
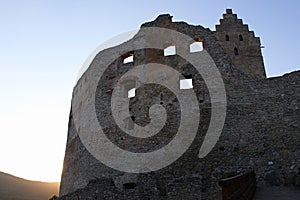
[59,9,299,199]
[215,9,266,79]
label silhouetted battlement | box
[215,9,266,79]
[58,9,299,200]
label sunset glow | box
[0,0,299,183]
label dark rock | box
[265,170,282,186]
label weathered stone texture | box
[215,9,266,79]
[59,10,299,199]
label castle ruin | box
[59,9,300,199]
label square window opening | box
[180,79,193,90]
[128,88,136,98]
[123,55,134,64]
[190,41,203,53]
[164,45,176,56]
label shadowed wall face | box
[215,9,266,79]
[59,10,300,200]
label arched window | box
[234,47,239,55]
[225,35,229,41]
[239,34,243,41]
[121,79,136,98]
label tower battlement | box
[58,9,299,200]
[215,9,266,79]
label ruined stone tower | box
[59,9,299,200]
[215,9,266,79]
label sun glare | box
[0,100,67,182]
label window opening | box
[164,44,176,56]
[190,38,203,52]
[225,35,229,41]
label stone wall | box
[215,9,266,79]
[59,11,299,199]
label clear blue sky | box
[0,0,299,182]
